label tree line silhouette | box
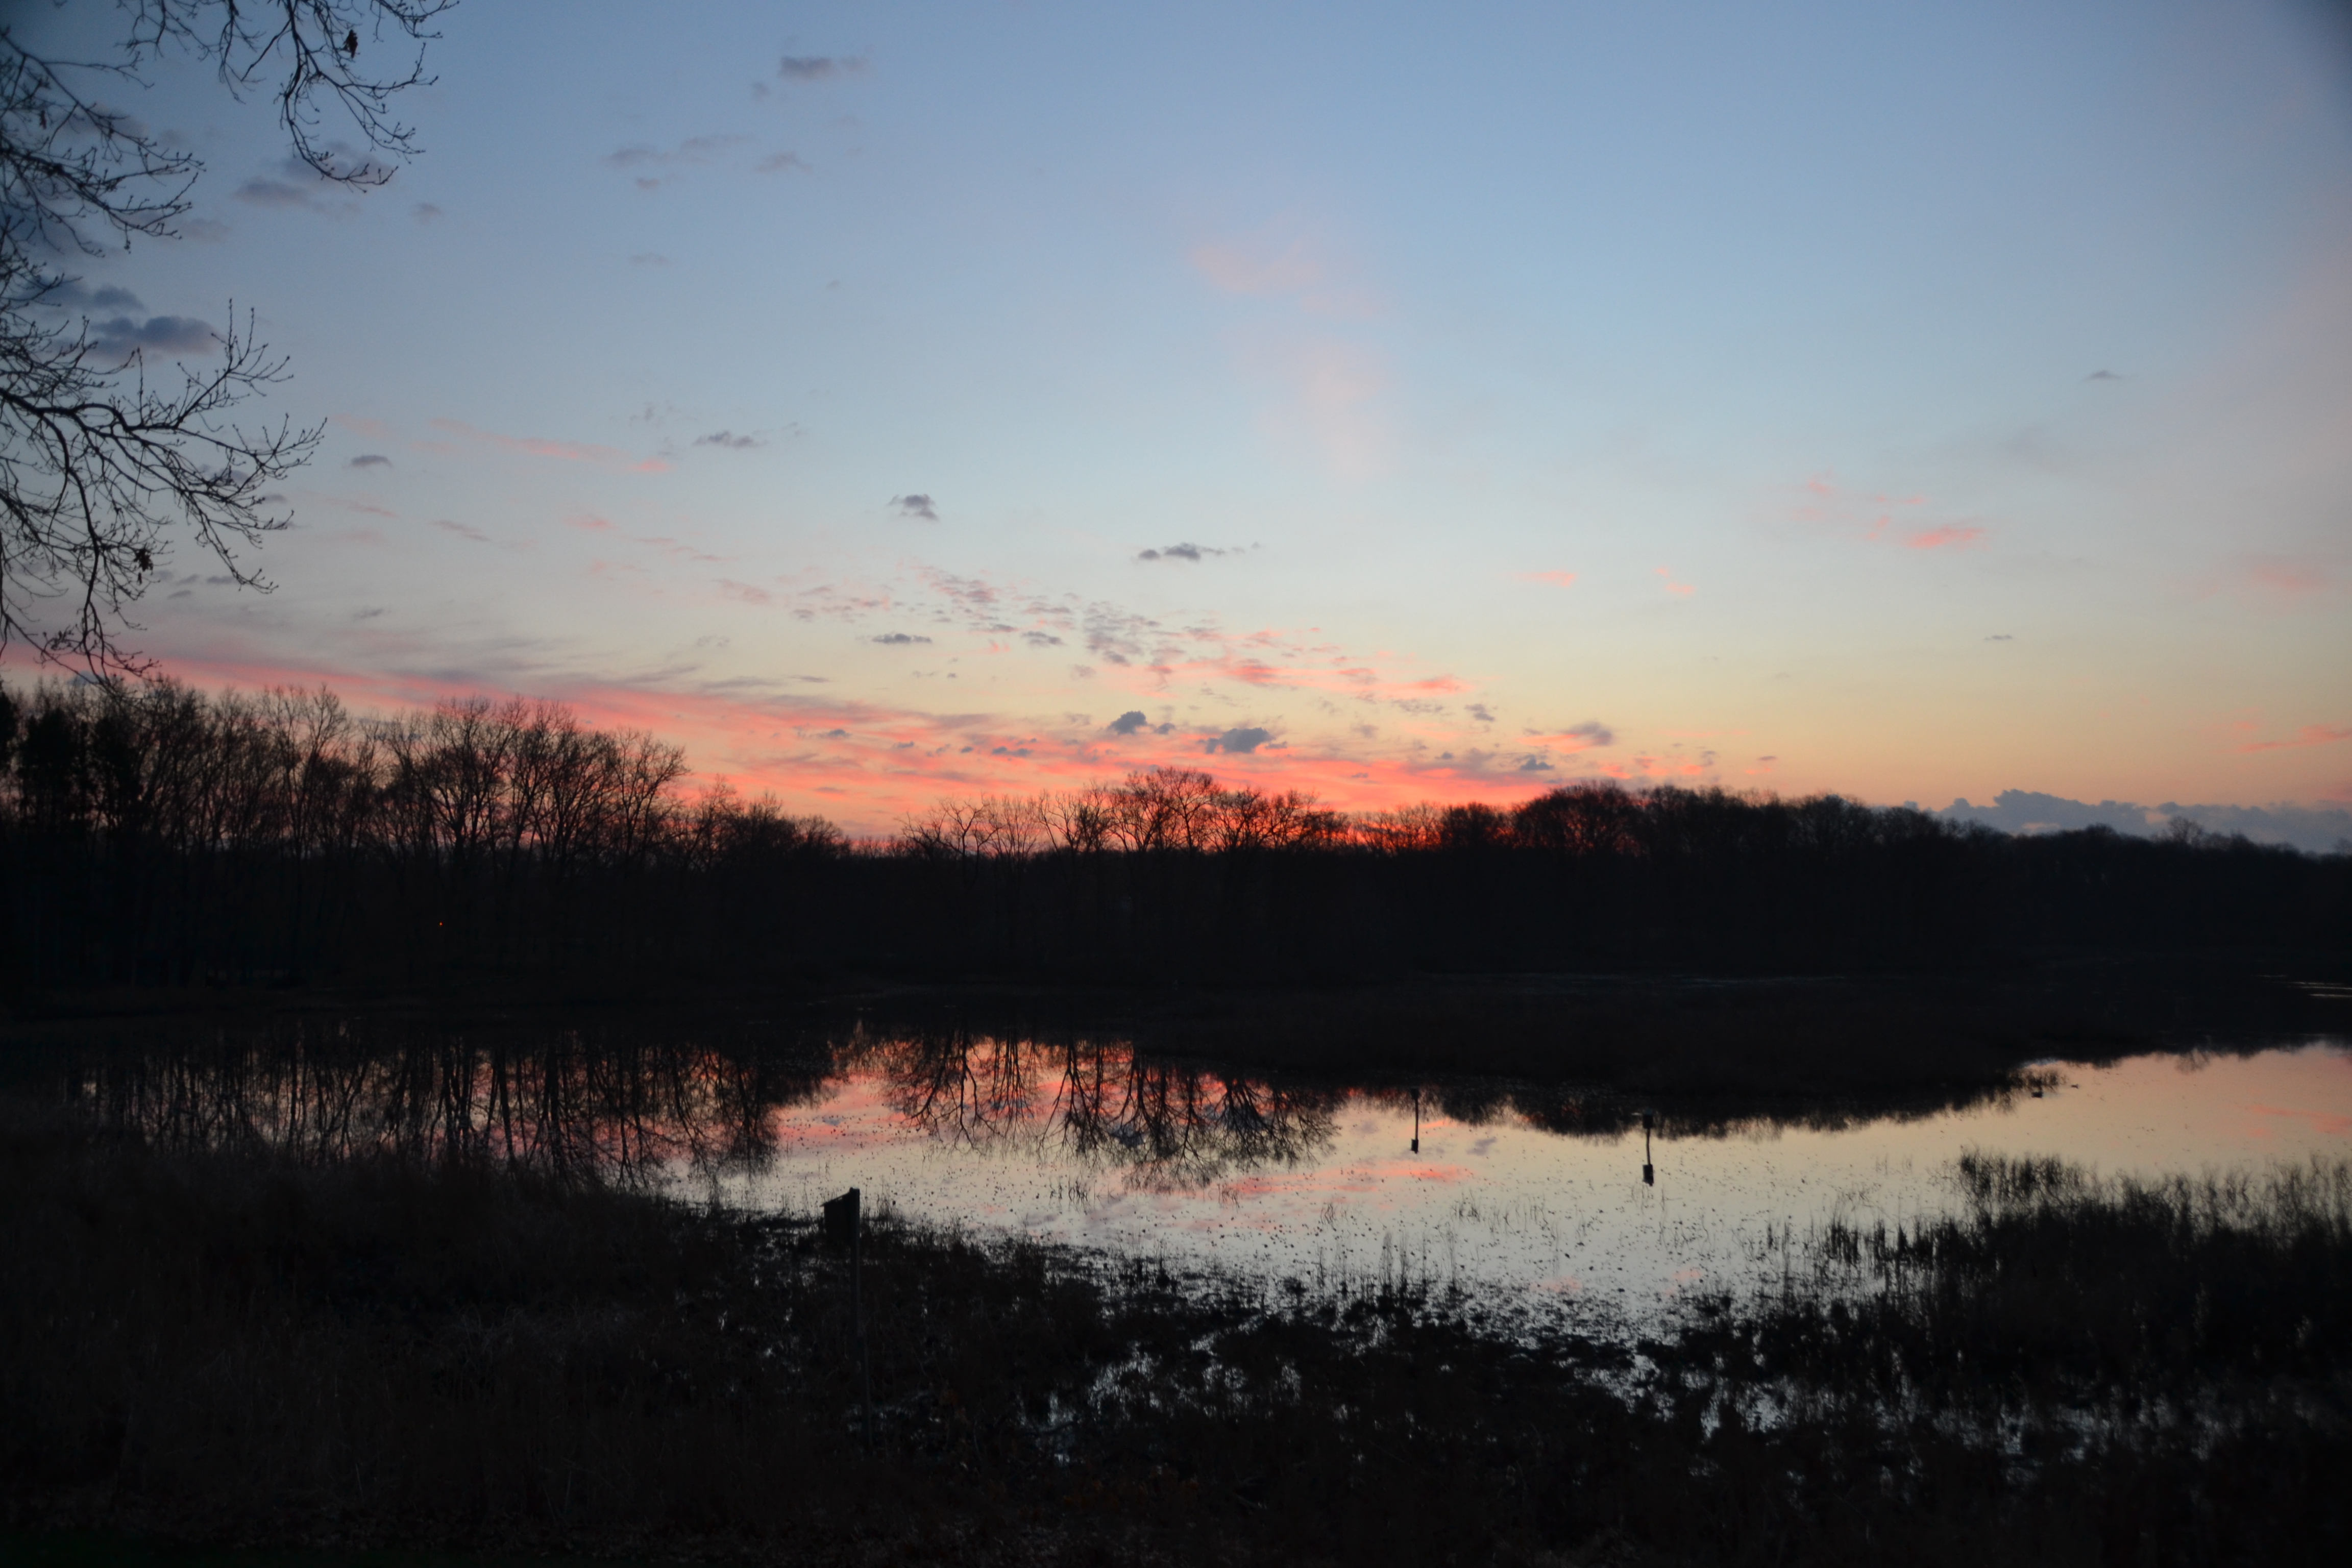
[2,676,2344,990]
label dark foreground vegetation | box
[4,678,2347,997]
[2,1107,2345,1567]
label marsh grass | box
[3,1110,2345,1567]
[1686,1154,2352,1415]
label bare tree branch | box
[0,2,455,673]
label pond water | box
[33,1011,2349,1335]
[711,1034,2352,1331]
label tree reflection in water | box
[33,1011,2051,1194]
[54,1016,832,1184]
[848,1024,1342,1191]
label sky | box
[19,0,2352,836]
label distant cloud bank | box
[1934,790,2351,854]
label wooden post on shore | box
[1641,1112,1654,1186]
[1411,1088,1420,1154]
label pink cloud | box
[429,418,671,474]
[1189,231,1377,317]
[1785,470,1943,545]
[1906,525,1987,551]
[1516,570,1577,587]
[567,513,620,533]
[2242,557,2332,602]
[1242,335,1394,480]
[1655,567,1694,598]
[2237,724,2352,754]
[1190,238,1321,297]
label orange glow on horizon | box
[115,651,1598,835]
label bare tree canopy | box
[0,1,456,672]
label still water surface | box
[42,1015,2349,1332]
[716,1036,2352,1328]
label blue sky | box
[27,0,2352,830]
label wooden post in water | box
[824,1186,875,1449]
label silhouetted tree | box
[5,674,2345,990]
[1,2,457,670]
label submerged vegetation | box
[2,1102,2344,1566]
[2,676,2345,997]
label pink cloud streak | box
[2238,724,2352,753]
[429,418,671,474]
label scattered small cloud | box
[694,430,762,450]
[348,454,392,469]
[177,217,231,242]
[817,727,849,739]
[40,281,144,310]
[872,632,932,645]
[604,134,748,172]
[1516,570,1577,587]
[755,151,811,174]
[1655,567,1695,598]
[431,518,491,544]
[2086,369,2126,381]
[1985,633,2013,641]
[412,203,442,224]
[1206,726,1275,754]
[1137,543,1226,562]
[89,314,215,359]
[891,494,938,520]
[1022,630,1063,647]
[234,177,318,209]
[231,152,380,214]
[1516,756,1555,771]
[1466,703,1494,724]
[1106,710,1149,736]
[1521,722,1614,753]
[779,55,871,81]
